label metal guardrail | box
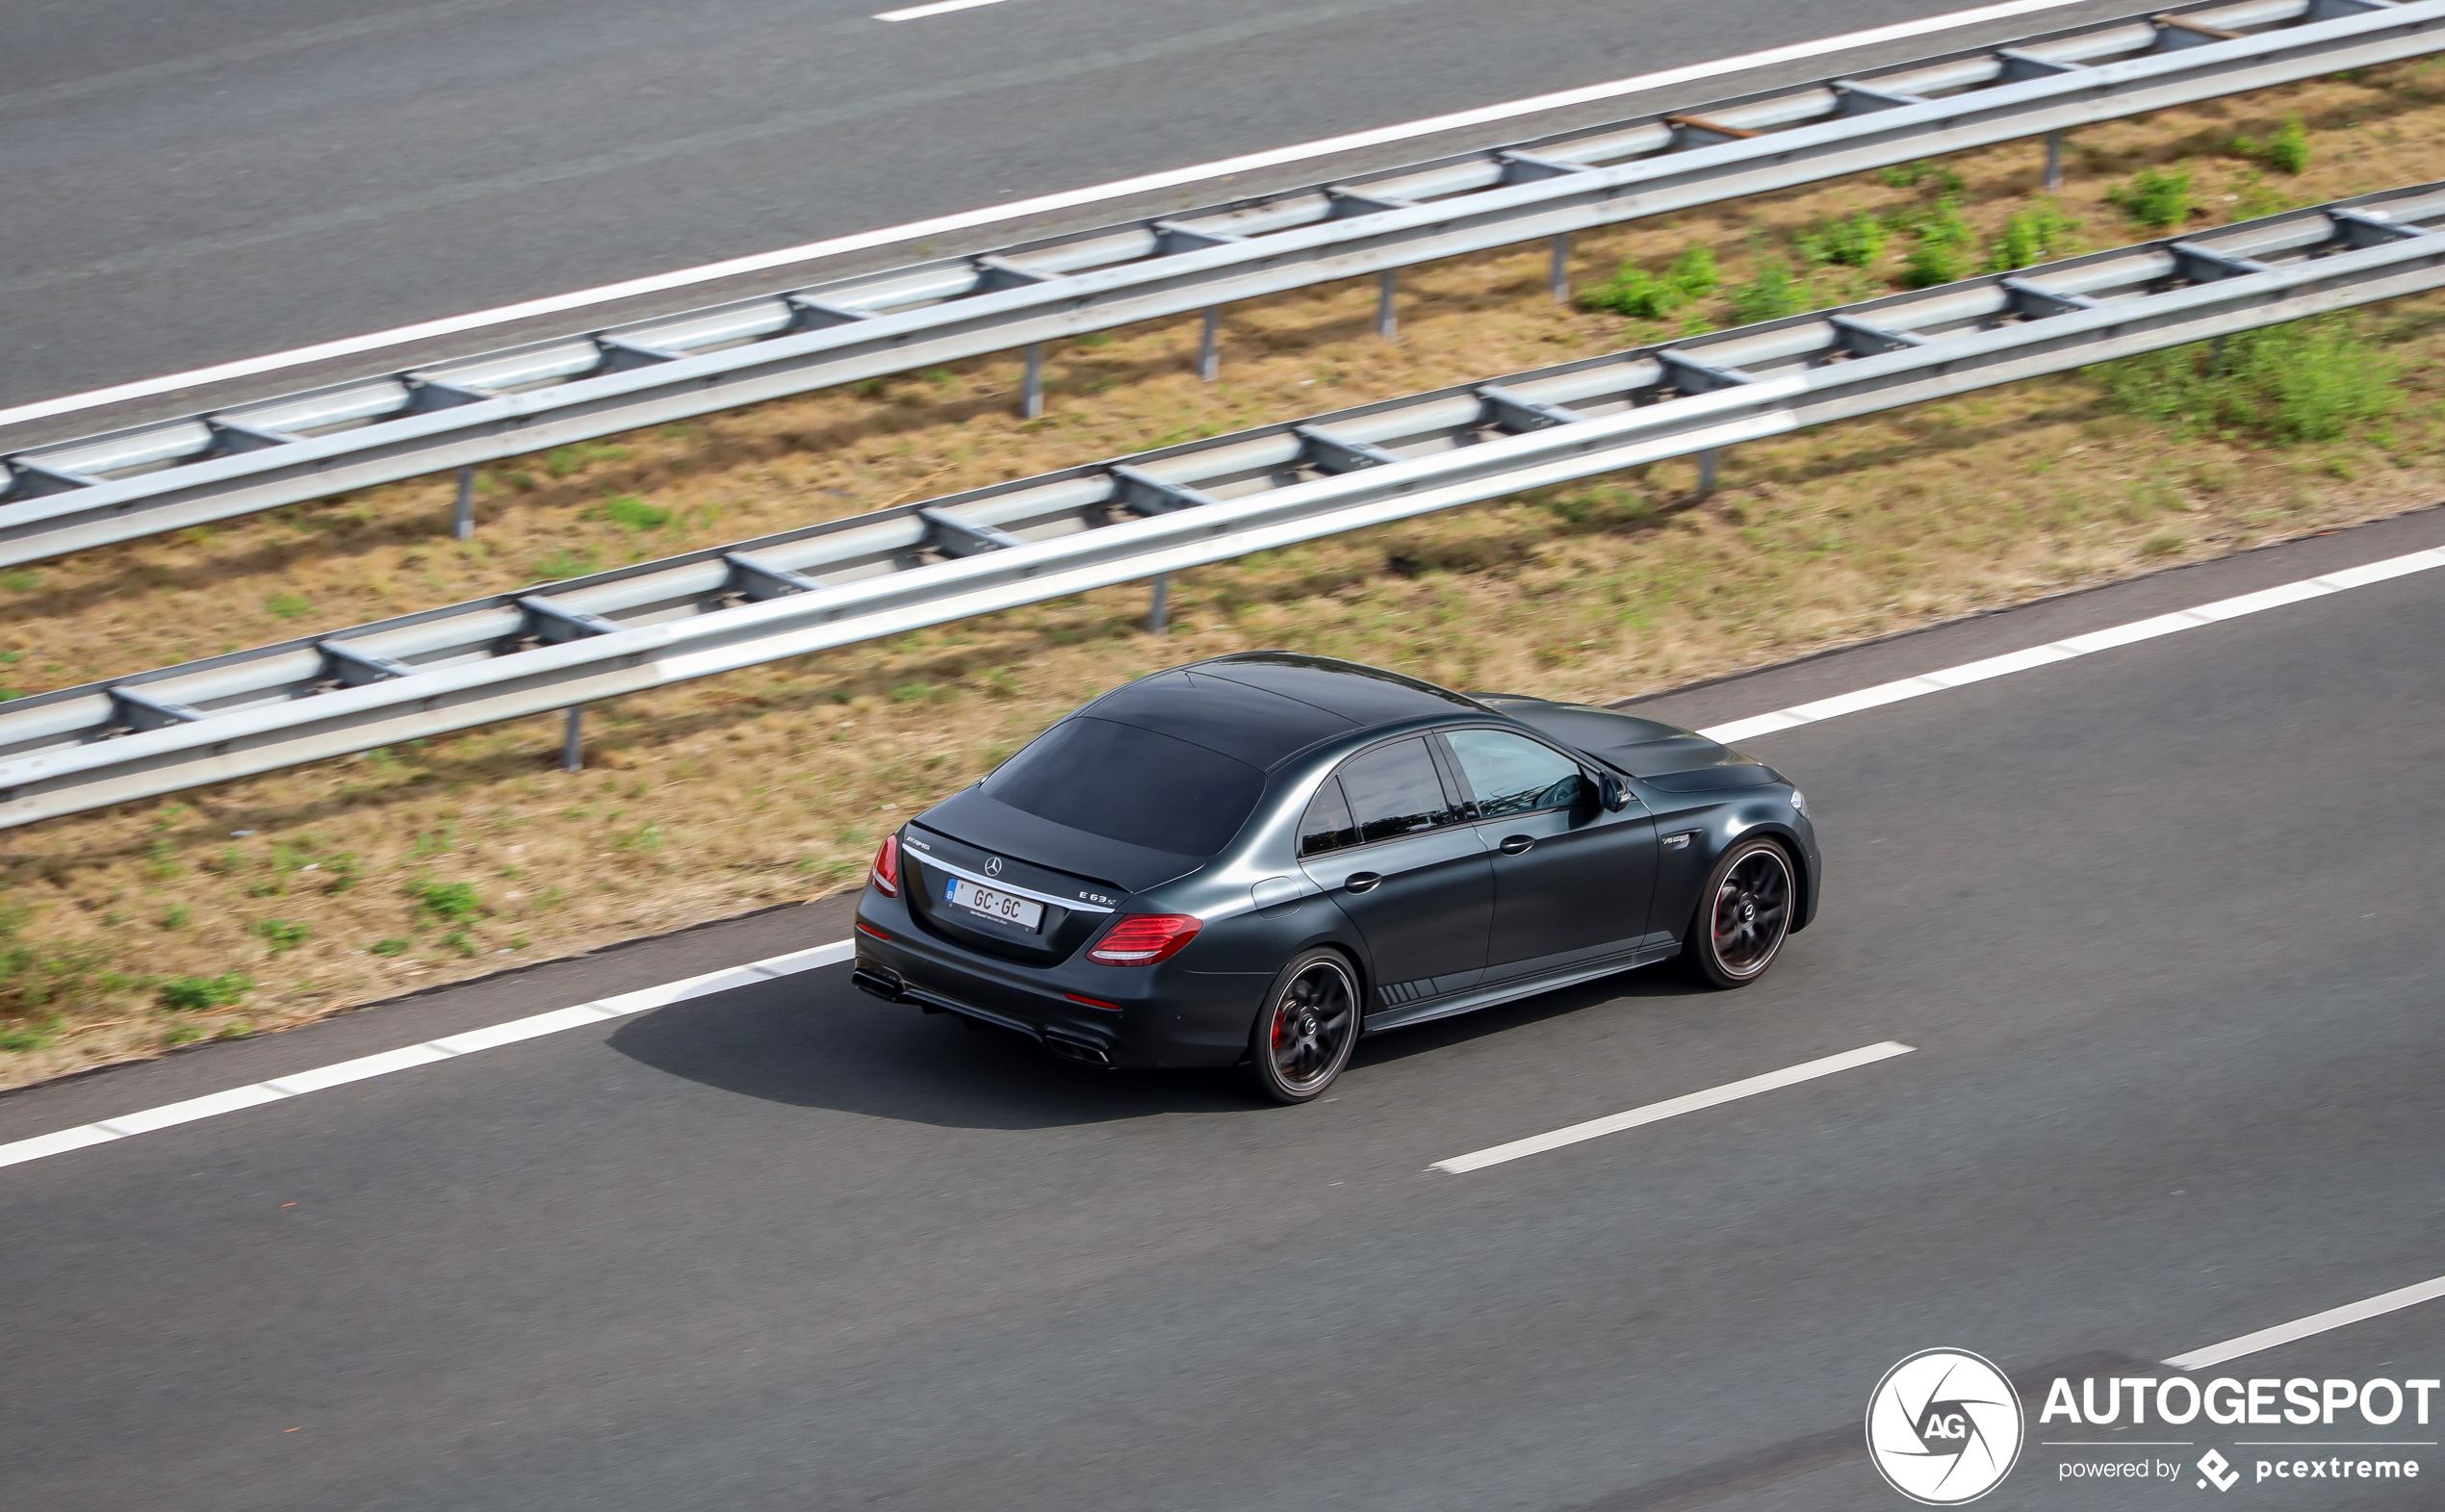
[5,180,2443,830]
[1,0,2436,570]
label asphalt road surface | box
[0,0,2147,435]
[3,507,2441,1510]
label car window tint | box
[1300,778,1356,856]
[1334,738,1461,844]
[1446,729,1586,817]
[983,716,1265,858]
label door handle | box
[1343,871,1383,893]
[1498,834,1535,856]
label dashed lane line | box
[1429,1042,1915,1173]
[2166,1274,2445,1372]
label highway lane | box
[2,508,2443,1509]
[0,0,2143,437]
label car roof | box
[1078,653,1485,771]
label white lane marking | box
[0,941,855,1170]
[2164,1274,2445,1371]
[7,534,2437,1171]
[1429,1041,1914,1173]
[1696,546,2445,746]
[0,0,2094,434]
[876,0,1016,18]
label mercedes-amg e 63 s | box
[851,653,1818,1102]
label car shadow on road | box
[607,961,1719,1130]
[605,974,1254,1130]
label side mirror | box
[1598,772,1633,812]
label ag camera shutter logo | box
[1866,1348,2024,1504]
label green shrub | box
[611,823,664,853]
[2231,115,2310,175]
[403,878,485,924]
[2092,316,2402,445]
[1988,199,2078,271]
[158,972,253,1012]
[252,919,310,954]
[2107,165,2196,229]
[0,1016,62,1052]
[1728,258,1806,323]
[0,904,115,1018]
[1901,199,1975,288]
[595,495,671,531]
[1795,213,1891,269]
[1581,247,1718,320]
[1878,160,1964,194]
[369,937,411,957]
[266,592,313,620]
[529,548,599,582]
[439,931,479,958]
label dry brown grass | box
[5,64,2444,1087]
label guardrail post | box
[1550,233,1572,303]
[561,705,584,773]
[2045,130,2065,191]
[1377,270,1399,342]
[1021,345,1045,419]
[1198,309,1222,381]
[451,467,476,542]
[1146,573,1171,633]
[1698,448,1721,496]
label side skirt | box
[1361,940,1681,1035]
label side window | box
[1334,737,1463,845]
[1445,729,1587,818]
[1300,778,1357,857]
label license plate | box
[945,875,1043,932]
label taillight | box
[870,833,901,896]
[1086,913,1201,965]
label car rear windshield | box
[983,716,1266,859]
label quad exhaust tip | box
[851,966,908,1003]
[1041,1032,1116,1068]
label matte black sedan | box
[851,653,1818,1102]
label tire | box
[1241,948,1362,1104]
[1679,836,1796,989]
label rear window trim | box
[1301,732,1474,857]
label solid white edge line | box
[7,534,2440,1172]
[0,940,855,1170]
[1430,1041,1914,1173]
[0,0,2097,433]
[1694,546,2445,745]
[2164,1274,2445,1371]
[876,0,1014,18]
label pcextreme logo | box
[1866,1349,2026,1504]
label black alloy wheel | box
[1681,837,1795,989]
[1243,949,1360,1104]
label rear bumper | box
[851,887,1261,1069]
